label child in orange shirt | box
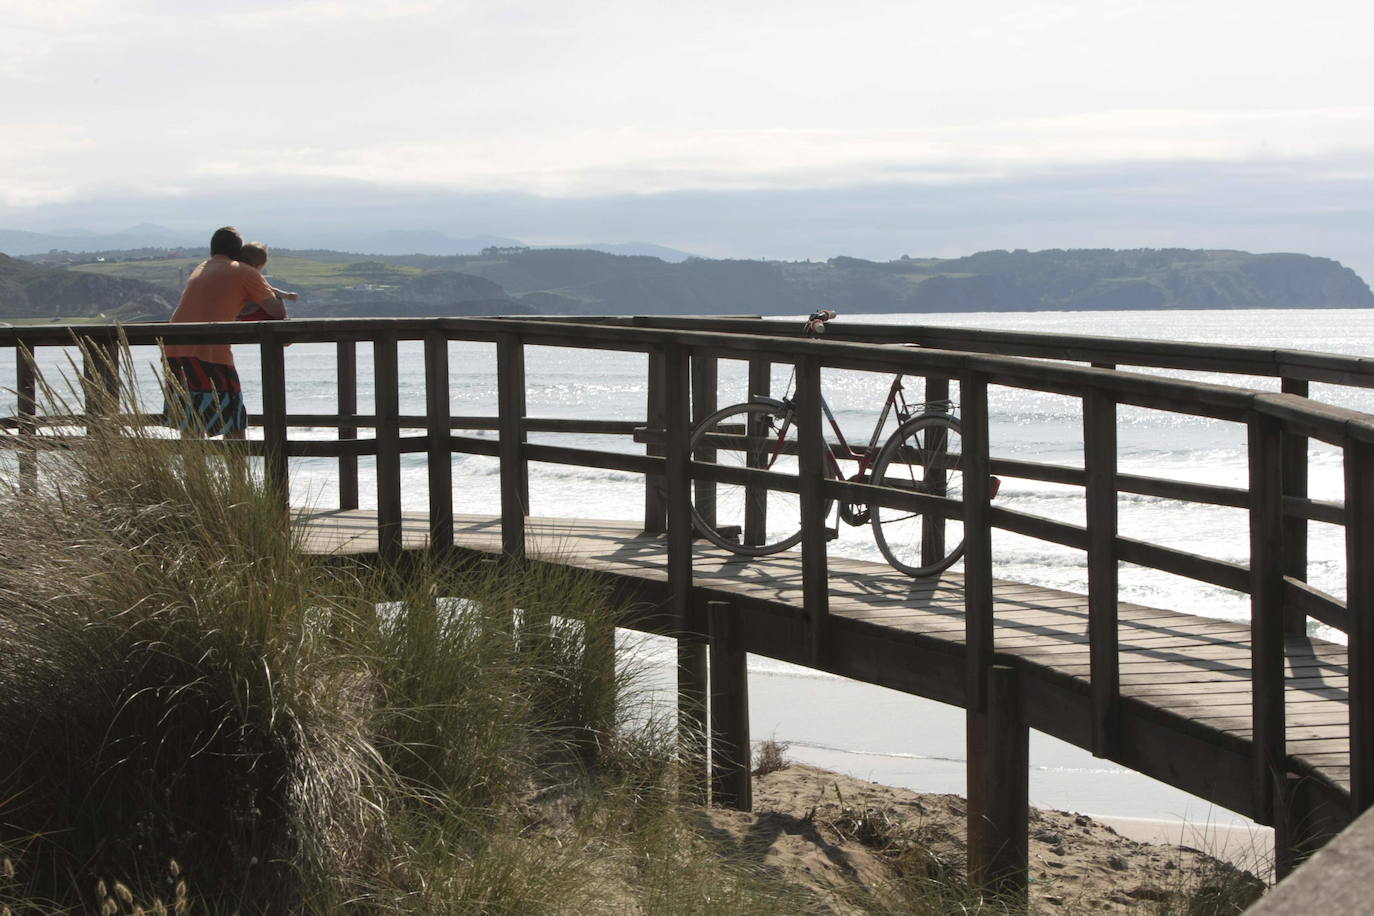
[236,241,299,321]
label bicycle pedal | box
[826,527,839,540]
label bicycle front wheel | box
[870,413,966,577]
[689,402,810,556]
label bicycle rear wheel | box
[689,402,812,555]
[870,413,966,577]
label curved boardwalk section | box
[5,313,1373,898]
[299,507,1353,870]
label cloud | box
[162,108,1374,198]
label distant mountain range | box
[4,245,1371,321]
[369,246,1374,314]
[0,226,697,262]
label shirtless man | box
[162,226,283,439]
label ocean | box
[7,307,1372,828]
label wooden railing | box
[3,315,1372,892]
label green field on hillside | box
[73,256,426,292]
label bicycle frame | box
[765,373,954,481]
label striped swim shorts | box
[162,356,247,437]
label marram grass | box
[0,346,821,914]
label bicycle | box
[689,309,992,578]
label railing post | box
[665,343,694,630]
[922,374,951,568]
[81,334,120,428]
[1250,412,1287,824]
[744,357,771,546]
[665,342,707,800]
[1281,376,1310,636]
[496,332,528,561]
[374,332,402,561]
[260,331,289,510]
[16,346,37,494]
[796,354,828,664]
[709,599,752,811]
[961,371,994,711]
[961,371,996,885]
[643,350,668,535]
[425,330,454,555]
[691,351,719,530]
[1345,435,1374,812]
[337,341,359,510]
[1084,386,1120,758]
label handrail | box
[3,315,1371,870]
[530,314,1374,390]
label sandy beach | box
[635,644,1274,877]
[714,763,1267,912]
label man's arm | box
[247,295,287,319]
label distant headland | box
[4,245,1371,321]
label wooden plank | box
[1285,578,1348,633]
[1116,537,1251,592]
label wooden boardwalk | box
[299,509,1352,810]
[12,313,1374,893]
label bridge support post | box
[745,358,771,547]
[1274,773,1351,879]
[678,637,709,805]
[968,664,1029,905]
[665,343,708,801]
[709,600,752,811]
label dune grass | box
[0,347,827,914]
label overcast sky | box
[4,0,1373,276]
